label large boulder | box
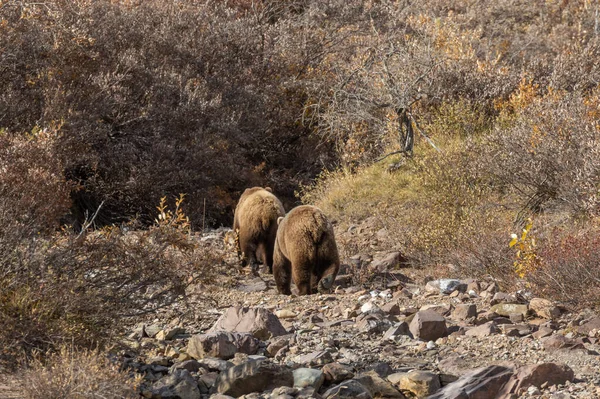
[427,365,513,399]
[214,360,293,397]
[409,311,448,341]
[186,331,259,360]
[210,306,287,340]
[390,370,441,398]
[354,370,406,398]
[529,298,561,320]
[499,363,574,396]
[150,369,201,399]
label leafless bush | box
[482,92,600,220]
[20,346,139,399]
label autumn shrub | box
[0,0,340,227]
[20,346,139,399]
[0,130,221,367]
[529,224,600,307]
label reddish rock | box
[452,304,477,321]
[409,311,448,341]
[381,301,401,315]
[499,363,574,396]
[541,335,586,351]
[323,362,355,384]
[529,298,561,320]
[186,332,259,360]
[369,251,407,272]
[577,317,600,336]
[420,303,453,316]
[532,327,553,340]
[210,306,287,340]
[465,322,498,338]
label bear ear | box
[264,187,272,192]
[277,216,284,225]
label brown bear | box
[273,205,340,295]
[233,186,285,274]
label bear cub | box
[273,205,340,295]
[233,186,285,274]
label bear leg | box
[264,241,275,274]
[273,252,292,295]
[293,260,313,296]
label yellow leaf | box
[509,234,518,247]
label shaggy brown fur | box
[233,187,285,274]
[273,205,340,295]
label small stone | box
[501,363,574,395]
[420,303,453,316]
[542,335,587,351]
[294,350,334,367]
[275,309,297,319]
[394,370,441,398]
[151,369,201,399]
[381,301,401,315]
[533,327,554,340]
[186,331,259,360]
[293,368,325,391]
[354,370,405,398]
[452,304,477,321]
[509,313,524,323]
[409,311,448,341]
[383,322,412,340]
[323,362,355,384]
[322,379,373,399]
[490,303,528,317]
[360,302,381,314]
[215,360,293,397]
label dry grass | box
[20,347,139,399]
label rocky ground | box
[3,225,600,398]
[115,227,600,399]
